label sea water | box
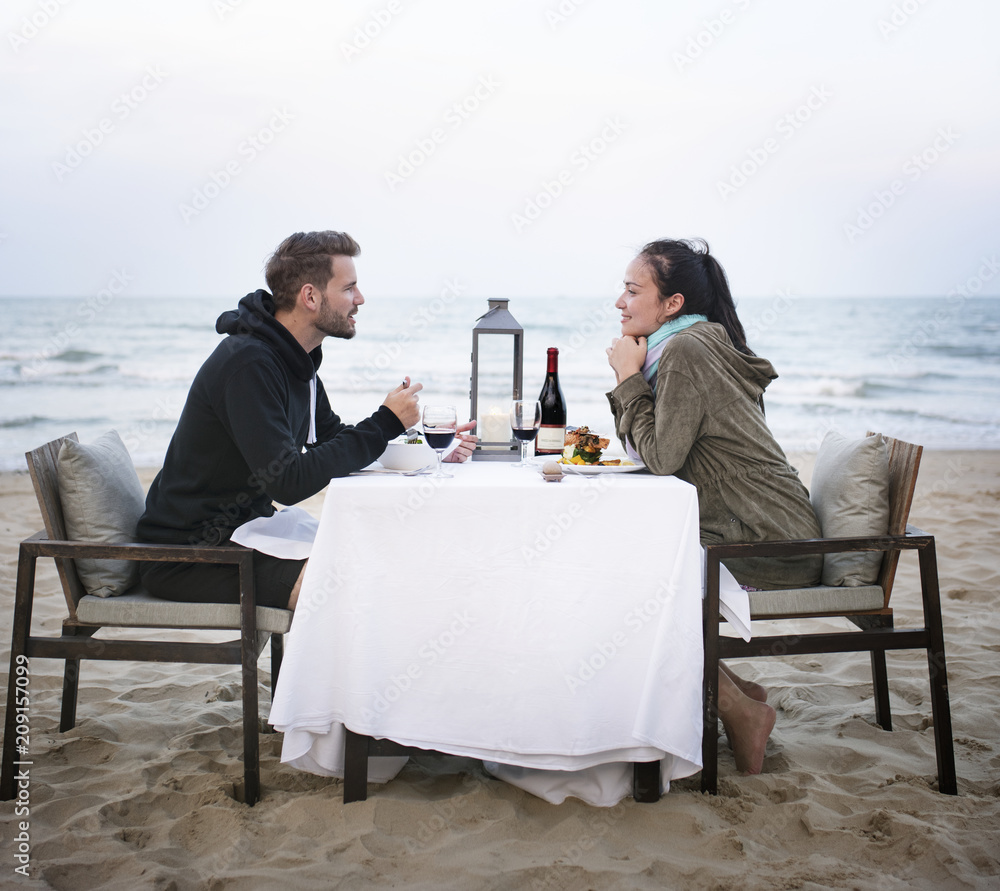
[1,294,998,470]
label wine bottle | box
[536,347,566,455]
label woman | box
[605,238,821,775]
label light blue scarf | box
[641,314,708,388]
[625,314,708,463]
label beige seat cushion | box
[58,430,146,597]
[810,432,890,587]
[76,589,293,634]
[749,585,885,618]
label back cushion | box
[811,431,890,587]
[57,430,146,597]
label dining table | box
[267,458,751,806]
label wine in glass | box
[510,400,542,468]
[422,405,458,478]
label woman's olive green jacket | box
[607,321,822,590]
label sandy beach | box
[1,450,998,890]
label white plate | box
[532,456,645,475]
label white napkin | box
[229,506,319,560]
[708,554,753,642]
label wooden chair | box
[0,434,293,806]
[701,433,957,794]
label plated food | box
[559,426,633,467]
[527,426,643,474]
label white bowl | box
[378,439,436,472]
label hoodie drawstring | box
[308,375,317,444]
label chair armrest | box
[20,531,252,565]
[19,531,260,621]
[705,528,932,562]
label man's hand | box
[606,335,647,385]
[382,377,423,429]
[444,421,477,463]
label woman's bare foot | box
[721,661,768,703]
[725,700,776,774]
[716,670,776,775]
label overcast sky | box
[2,0,998,302]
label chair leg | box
[240,653,261,806]
[59,625,98,732]
[270,633,284,700]
[870,648,892,731]
[918,542,957,794]
[241,637,261,807]
[343,729,370,803]
[632,761,660,802]
[236,551,262,806]
[701,677,720,795]
[850,614,894,731]
[701,556,721,795]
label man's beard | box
[317,298,356,340]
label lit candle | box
[481,406,509,444]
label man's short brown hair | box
[264,231,361,312]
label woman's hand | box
[606,335,647,385]
[444,420,478,463]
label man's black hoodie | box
[137,290,403,547]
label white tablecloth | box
[268,461,750,806]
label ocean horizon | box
[2,294,998,471]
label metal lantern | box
[470,298,523,460]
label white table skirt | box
[268,462,750,806]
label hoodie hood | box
[684,322,777,401]
[216,289,322,382]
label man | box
[137,230,476,610]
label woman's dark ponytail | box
[638,238,755,357]
[701,252,753,356]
